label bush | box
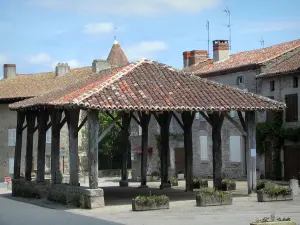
[197,187,228,200]
[258,186,292,197]
[134,195,169,207]
[256,180,271,191]
[151,171,160,177]
[253,214,291,223]
[222,179,236,191]
[193,178,208,188]
[168,177,178,186]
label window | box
[46,128,52,143]
[285,94,298,122]
[199,136,208,160]
[229,136,241,162]
[8,129,16,147]
[293,77,298,88]
[270,80,275,92]
[266,96,275,122]
[236,76,243,85]
[138,125,142,136]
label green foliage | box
[193,178,208,188]
[168,177,178,186]
[151,171,160,177]
[253,214,291,223]
[134,195,169,207]
[57,171,63,184]
[258,186,292,197]
[197,188,228,200]
[222,179,236,191]
[256,180,271,191]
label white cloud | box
[240,21,300,34]
[27,53,52,64]
[124,41,168,61]
[52,59,81,69]
[0,54,7,65]
[27,0,220,16]
[83,22,115,35]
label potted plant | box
[196,188,232,207]
[250,214,296,225]
[177,171,184,180]
[222,179,236,191]
[257,186,293,202]
[132,195,169,211]
[256,180,272,191]
[168,177,178,186]
[193,178,208,189]
[146,174,153,182]
[151,171,160,181]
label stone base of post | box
[119,180,129,187]
[160,183,171,189]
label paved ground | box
[0,179,299,225]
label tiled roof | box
[107,41,129,67]
[257,48,300,77]
[10,59,285,112]
[0,67,93,100]
[184,39,300,76]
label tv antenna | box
[206,20,210,57]
[224,6,231,50]
[260,37,265,48]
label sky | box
[0,0,299,76]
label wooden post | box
[88,110,99,189]
[181,111,195,192]
[51,110,62,184]
[140,112,151,187]
[157,112,172,189]
[209,112,224,190]
[245,111,256,194]
[25,113,36,181]
[66,109,80,186]
[120,112,131,187]
[36,110,48,183]
[13,111,25,179]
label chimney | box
[213,40,229,62]
[92,60,111,73]
[3,64,16,79]
[55,63,70,76]
[183,50,208,68]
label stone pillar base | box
[48,184,104,209]
[160,183,171,189]
[119,180,129,187]
[12,179,50,198]
[137,185,148,189]
[289,179,299,196]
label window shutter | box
[229,136,241,162]
[8,129,16,147]
[200,136,208,160]
[46,128,52,143]
[285,94,298,122]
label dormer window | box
[236,76,243,85]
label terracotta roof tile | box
[107,41,129,67]
[10,59,285,112]
[185,39,300,76]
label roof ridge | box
[16,66,91,76]
[259,44,300,64]
[72,59,147,104]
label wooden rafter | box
[78,115,87,131]
[98,114,121,142]
[224,112,247,136]
[237,111,247,132]
[171,112,183,130]
[200,112,212,126]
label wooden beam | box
[98,115,120,142]
[60,116,67,129]
[51,110,62,184]
[171,112,184,130]
[88,110,99,189]
[78,115,87,131]
[224,113,247,136]
[46,122,51,131]
[152,112,161,126]
[106,112,122,128]
[131,114,141,126]
[140,112,151,187]
[25,113,35,181]
[120,112,131,184]
[21,124,27,132]
[13,111,25,180]
[36,110,49,183]
[200,112,212,126]
[237,111,247,132]
[66,109,80,186]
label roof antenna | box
[224,6,231,51]
[206,20,210,57]
[114,26,118,44]
[260,37,265,48]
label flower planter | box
[132,196,169,211]
[196,191,232,207]
[168,178,178,186]
[222,180,236,191]
[193,180,208,189]
[178,174,184,180]
[250,221,296,225]
[257,192,293,202]
[152,176,159,181]
[146,176,152,182]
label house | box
[0,40,129,181]
[130,39,300,181]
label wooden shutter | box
[285,94,298,122]
[8,129,16,147]
[229,136,241,162]
[199,136,208,160]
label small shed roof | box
[9,59,285,112]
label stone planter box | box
[152,176,159,181]
[178,174,184,180]
[146,176,152,182]
[193,180,208,189]
[196,192,232,207]
[250,221,296,225]
[257,192,293,202]
[132,199,169,211]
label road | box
[0,195,123,225]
